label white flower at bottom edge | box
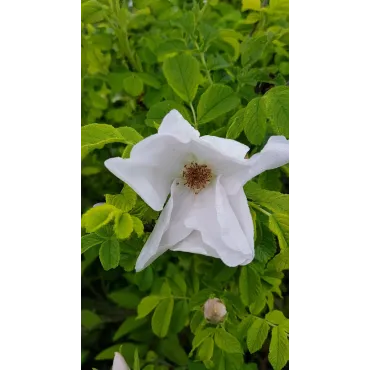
[112,352,130,370]
[105,110,289,272]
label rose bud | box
[203,298,227,324]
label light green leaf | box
[243,97,267,145]
[198,336,214,361]
[226,108,247,140]
[82,124,131,159]
[247,318,270,353]
[122,144,133,158]
[113,317,147,341]
[81,204,117,233]
[241,35,268,66]
[137,72,161,89]
[145,100,192,126]
[244,181,289,214]
[137,296,162,319]
[123,73,144,97]
[239,265,262,306]
[132,216,144,237]
[197,84,240,125]
[116,127,144,145]
[162,53,200,103]
[269,213,289,249]
[152,297,174,338]
[99,239,120,270]
[81,309,102,330]
[242,0,261,11]
[265,311,288,328]
[106,185,138,212]
[192,328,215,351]
[268,326,289,370]
[265,86,289,137]
[249,291,266,315]
[114,212,133,240]
[214,328,243,354]
[267,248,289,271]
[81,233,104,254]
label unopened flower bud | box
[203,298,227,324]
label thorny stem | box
[189,102,198,129]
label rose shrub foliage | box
[81,0,289,369]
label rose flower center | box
[182,162,212,194]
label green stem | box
[249,201,271,216]
[189,102,198,129]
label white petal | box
[135,181,194,271]
[223,136,289,194]
[228,188,254,264]
[184,176,252,267]
[200,135,249,159]
[158,109,200,142]
[171,230,219,258]
[112,352,130,370]
[105,134,190,211]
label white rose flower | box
[105,110,289,271]
[112,352,130,370]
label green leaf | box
[239,265,262,306]
[198,336,214,361]
[132,216,144,237]
[99,239,120,270]
[269,213,289,249]
[243,97,267,145]
[267,248,289,271]
[268,326,289,370]
[109,289,141,309]
[226,108,246,140]
[123,73,144,97]
[238,315,257,337]
[113,317,147,341]
[170,300,189,334]
[137,72,161,89]
[214,328,242,354]
[81,309,102,330]
[114,212,133,240]
[116,127,144,145]
[159,336,189,365]
[197,84,240,125]
[82,204,117,233]
[81,124,140,159]
[190,310,205,334]
[135,266,154,291]
[241,35,268,66]
[192,328,215,351]
[95,344,122,360]
[265,311,288,328]
[244,181,289,214]
[152,297,174,338]
[247,318,270,353]
[121,185,138,210]
[162,53,200,103]
[242,0,261,11]
[133,348,140,370]
[249,291,266,315]
[265,86,289,137]
[255,225,277,264]
[146,100,192,126]
[137,296,162,319]
[81,233,104,254]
